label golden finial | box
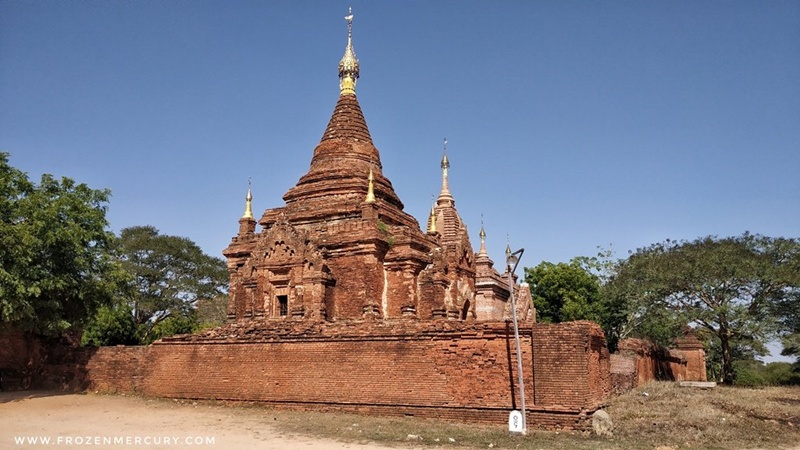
[242,178,253,219]
[365,168,376,203]
[339,7,359,96]
[428,195,437,233]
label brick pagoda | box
[223,10,532,325]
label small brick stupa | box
[223,10,532,325]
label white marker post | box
[508,410,524,433]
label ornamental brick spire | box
[475,216,494,268]
[437,138,454,206]
[282,8,404,211]
[478,219,487,256]
[430,139,466,244]
[318,8,373,146]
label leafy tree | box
[81,303,138,346]
[730,359,800,386]
[776,249,800,365]
[147,312,199,344]
[764,361,800,385]
[524,249,634,348]
[780,328,800,378]
[112,226,228,342]
[603,278,686,351]
[195,294,229,329]
[524,259,605,324]
[0,152,122,334]
[700,326,769,383]
[606,233,800,384]
[732,359,769,386]
[781,333,800,360]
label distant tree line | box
[525,234,800,385]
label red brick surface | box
[609,353,636,394]
[29,320,610,429]
[532,321,610,415]
[0,325,41,390]
[611,336,707,392]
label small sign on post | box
[508,410,524,433]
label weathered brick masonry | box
[53,321,609,428]
[610,335,707,393]
[531,321,611,427]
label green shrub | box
[81,303,138,346]
[764,362,800,385]
[733,360,768,386]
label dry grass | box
[265,383,800,450]
[607,382,800,450]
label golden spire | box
[338,7,359,96]
[365,168,376,203]
[242,178,253,220]
[427,195,437,233]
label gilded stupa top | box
[241,178,254,220]
[427,195,437,233]
[339,7,360,96]
[365,168,376,203]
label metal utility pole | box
[505,246,526,434]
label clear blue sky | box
[2,1,798,271]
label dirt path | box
[1,391,412,450]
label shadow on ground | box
[0,390,79,404]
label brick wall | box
[531,321,610,424]
[0,325,40,390]
[611,337,707,393]
[37,320,609,430]
[675,334,708,382]
[609,353,636,394]
[0,324,84,391]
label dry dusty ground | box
[5,385,800,450]
[0,391,417,450]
